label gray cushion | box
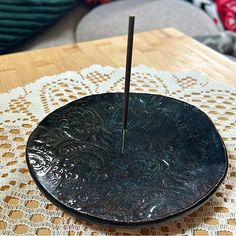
[194,31,236,58]
[76,0,219,42]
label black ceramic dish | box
[26,93,228,227]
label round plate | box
[26,93,228,227]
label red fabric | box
[217,0,236,32]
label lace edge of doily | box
[1,64,235,98]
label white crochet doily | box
[0,65,235,236]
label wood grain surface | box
[0,28,235,94]
[0,28,235,236]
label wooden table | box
[0,29,235,236]
[0,28,236,93]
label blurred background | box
[0,0,235,60]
